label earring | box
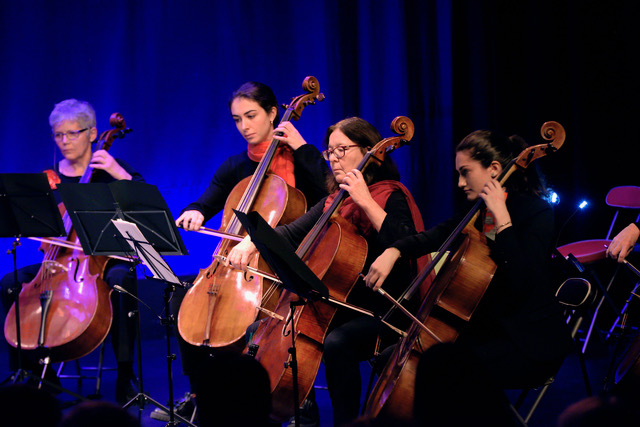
[270,120,273,125]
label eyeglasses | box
[52,128,89,142]
[322,145,360,161]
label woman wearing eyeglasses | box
[0,98,144,403]
[227,116,426,426]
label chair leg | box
[54,341,111,397]
[576,351,592,396]
[509,403,528,427]
[608,281,640,338]
[583,266,622,353]
[94,340,106,396]
[514,389,529,409]
[524,381,553,423]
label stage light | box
[554,198,590,248]
[549,191,560,204]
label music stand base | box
[122,392,196,427]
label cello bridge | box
[42,260,68,273]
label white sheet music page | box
[111,218,181,285]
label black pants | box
[323,314,396,426]
[169,274,218,386]
[1,261,138,371]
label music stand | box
[56,180,187,256]
[233,209,328,425]
[233,210,327,300]
[110,219,193,426]
[0,173,65,385]
[57,181,192,426]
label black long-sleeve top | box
[393,193,573,362]
[274,190,419,316]
[182,145,329,222]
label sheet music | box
[111,218,182,285]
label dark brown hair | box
[456,129,547,197]
[229,81,280,124]
[323,117,400,192]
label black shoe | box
[286,398,320,427]
[150,392,197,423]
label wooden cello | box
[364,121,566,422]
[4,113,131,363]
[246,117,414,422]
[177,76,325,350]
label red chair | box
[556,186,640,353]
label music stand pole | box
[7,238,26,383]
[232,210,329,421]
[111,220,194,427]
[286,299,306,427]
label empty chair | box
[514,277,594,423]
[556,186,640,352]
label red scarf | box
[247,140,296,187]
[324,180,434,296]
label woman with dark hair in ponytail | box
[366,129,573,399]
[150,82,330,423]
[176,81,329,230]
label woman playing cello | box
[0,99,143,403]
[228,117,427,426]
[158,81,330,422]
[366,130,574,409]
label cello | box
[4,113,131,363]
[245,117,414,422]
[177,76,325,350]
[364,121,566,422]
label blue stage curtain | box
[1,1,639,274]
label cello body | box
[364,225,495,422]
[4,223,112,363]
[178,174,306,349]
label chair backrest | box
[556,277,593,308]
[606,186,640,208]
[604,186,640,239]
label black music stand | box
[233,210,327,301]
[56,180,187,256]
[0,173,65,385]
[233,209,328,426]
[57,181,192,426]
[110,219,193,426]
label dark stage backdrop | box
[1,1,638,279]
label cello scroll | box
[513,121,566,170]
[95,113,131,152]
[284,76,325,121]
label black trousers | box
[168,274,217,384]
[322,314,397,426]
[1,261,138,371]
